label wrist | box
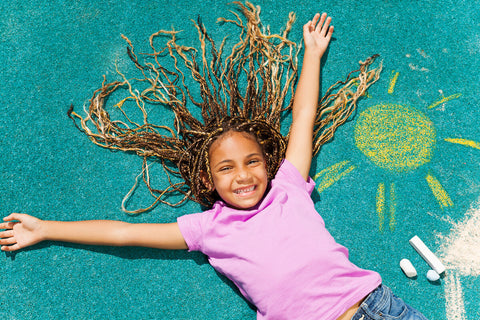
[302,49,324,62]
[39,219,52,242]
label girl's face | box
[208,131,268,209]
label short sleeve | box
[177,213,204,252]
[274,159,315,194]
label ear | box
[200,171,214,191]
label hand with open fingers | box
[0,213,44,252]
[303,12,334,57]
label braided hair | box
[68,1,382,213]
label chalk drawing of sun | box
[314,69,479,233]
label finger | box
[1,244,21,252]
[0,236,17,246]
[0,230,15,239]
[320,17,332,36]
[316,13,327,32]
[0,221,17,230]
[311,13,320,29]
[327,25,334,38]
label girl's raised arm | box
[285,13,334,180]
[0,213,187,252]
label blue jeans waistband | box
[351,284,429,320]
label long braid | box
[68,1,382,213]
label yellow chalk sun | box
[354,103,436,173]
[314,69,477,233]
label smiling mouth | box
[234,185,256,195]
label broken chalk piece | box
[409,235,446,275]
[400,259,417,278]
[426,269,440,282]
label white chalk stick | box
[409,235,446,275]
[400,258,417,278]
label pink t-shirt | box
[177,159,381,319]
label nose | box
[235,165,252,182]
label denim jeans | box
[351,285,429,320]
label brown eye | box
[248,159,261,166]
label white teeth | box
[234,186,255,194]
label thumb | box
[303,20,312,32]
[4,213,23,222]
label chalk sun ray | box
[376,182,396,232]
[444,138,480,150]
[388,71,399,94]
[425,173,453,208]
[314,160,356,194]
[428,93,462,109]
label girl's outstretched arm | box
[0,213,187,252]
[285,13,334,180]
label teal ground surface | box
[1,1,479,319]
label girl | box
[0,5,428,320]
